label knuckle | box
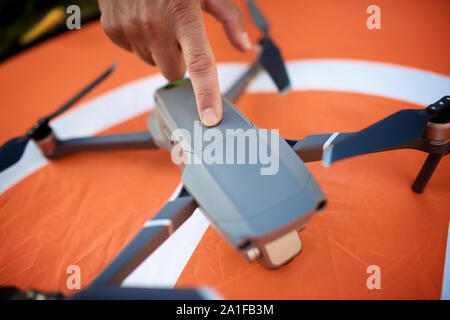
[140,13,162,31]
[187,52,214,74]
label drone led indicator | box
[163,79,187,90]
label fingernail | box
[202,108,219,126]
[242,32,252,51]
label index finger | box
[172,3,222,127]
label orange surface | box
[0,0,449,299]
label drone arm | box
[288,132,354,163]
[38,131,158,159]
[71,286,219,300]
[288,132,438,163]
[92,189,197,287]
[0,284,218,300]
[224,60,262,104]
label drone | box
[1,0,448,300]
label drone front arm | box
[288,132,443,163]
[35,131,158,159]
[287,132,354,163]
[92,189,197,287]
[290,131,449,193]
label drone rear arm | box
[35,131,158,159]
[92,188,197,287]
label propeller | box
[323,96,450,166]
[71,286,219,300]
[247,0,269,36]
[247,0,290,93]
[0,285,219,300]
[258,38,291,94]
[0,63,116,173]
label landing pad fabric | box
[0,0,449,299]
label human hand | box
[98,0,251,126]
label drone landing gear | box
[412,121,450,193]
[288,113,450,194]
[412,153,444,193]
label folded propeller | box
[225,0,290,103]
[0,63,116,172]
[324,96,450,166]
[247,0,290,94]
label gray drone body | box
[148,79,326,269]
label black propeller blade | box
[259,38,291,94]
[247,0,290,94]
[0,285,218,300]
[323,96,450,166]
[0,63,116,173]
[0,137,28,172]
[71,286,218,300]
[44,62,116,121]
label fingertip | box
[224,27,252,52]
[241,32,252,51]
[201,107,221,127]
[205,0,251,52]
